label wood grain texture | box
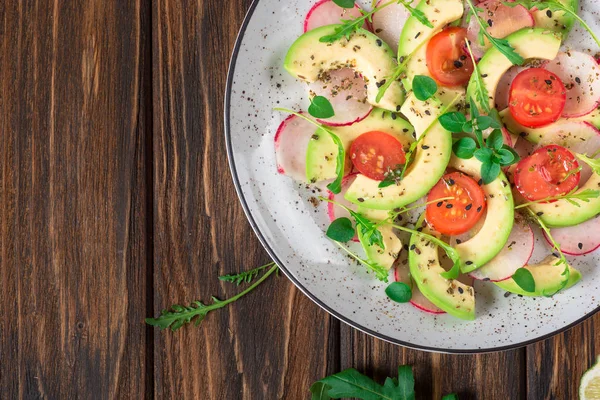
[0,0,149,398]
[151,0,338,398]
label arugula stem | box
[565,5,600,47]
[383,197,455,224]
[514,189,599,209]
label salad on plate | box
[273,0,600,320]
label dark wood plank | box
[0,0,149,397]
[526,313,600,399]
[341,328,526,399]
[151,0,338,398]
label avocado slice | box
[344,89,462,210]
[408,215,476,320]
[531,0,578,40]
[527,172,600,227]
[357,224,402,271]
[397,0,464,61]
[466,28,562,110]
[306,128,338,183]
[494,255,582,296]
[448,156,514,273]
[284,26,404,112]
[397,0,464,91]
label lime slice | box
[580,356,600,400]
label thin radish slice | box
[495,66,526,110]
[545,216,600,256]
[466,0,534,61]
[274,113,316,181]
[469,216,534,281]
[544,51,600,118]
[304,0,365,32]
[371,1,410,54]
[308,69,373,127]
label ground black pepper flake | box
[456,239,462,244]
[357,198,365,202]
[504,291,511,298]
[545,79,552,85]
[415,32,421,39]
[425,110,431,116]
[478,178,483,185]
[391,113,397,120]
[422,145,430,149]
[536,211,544,216]
[396,105,401,112]
[576,77,581,84]
[403,128,409,132]
[487,19,493,27]
[415,248,421,255]
[447,178,455,185]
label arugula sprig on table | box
[505,0,600,47]
[146,262,278,331]
[310,364,459,400]
[321,0,432,44]
[464,0,524,65]
[275,97,345,194]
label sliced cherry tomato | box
[426,27,474,87]
[508,68,566,128]
[513,145,580,202]
[426,172,487,236]
[349,131,406,181]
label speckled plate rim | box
[223,0,600,354]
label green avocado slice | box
[466,28,562,110]
[531,0,578,40]
[344,88,462,210]
[284,26,404,112]
[447,156,514,273]
[408,215,476,320]
[357,224,402,272]
[494,255,582,296]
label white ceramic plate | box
[225,0,600,352]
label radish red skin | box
[303,0,365,33]
[544,216,600,256]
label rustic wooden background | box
[1,0,598,398]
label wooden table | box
[1,0,598,398]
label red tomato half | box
[426,172,487,236]
[426,27,474,87]
[513,145,580,202]
[508,68,566,128]
[349,131,406,181]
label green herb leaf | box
[576,153,600,176]
[320,0,395,43]
[309,96,335,119]
[412,75,438,101]
[332,0,355,9]
[326,217,356,242]
[512,268,536,292]
[465,41,492,114]
[219,262,275,285]
[379,180,396,188]
[399,0,433,28]
[486,129,504,150]
[477,115,501,131]
[147,264,279,331]
[385,282,412,303]
[310,382,332,400]
[480,160,501,184]
[442,394,460,400]
[497,147,517,166]
[462,120,474,133]
[474,147,493,163]
[439,112,467,133]
[453,137,477,159]
[325,131,345,194]
[315,366,416,400]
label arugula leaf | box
[506,0,600,47]
[480,160,501,184]
[219,262,275,285]
[412,75,438,101]
[512,267,536,293]
[326,217,355,242]
[385,282,412,303]
[576,153,600,175]
[320,0,395,43]
[515,188,600,209]
[146,264,279,331]
[453,137,477,159]
[465,40,492,114]
[332,0,355,9]
[309,96,335,119]
[316,366,416,400]
[399,0,433,28]
[465,0,524,65]
[274,108,345,194]
[485,129,504,150]
[439,112,467,133]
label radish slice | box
[274,113,316,181]
[308,68,373,127]
[469,216,534,281]
[371,1,410,54]
[545,216,600,256]
[466,0,534,61]
[544,51,600,118]
[495,66,526,110]
[304,0,365,32]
